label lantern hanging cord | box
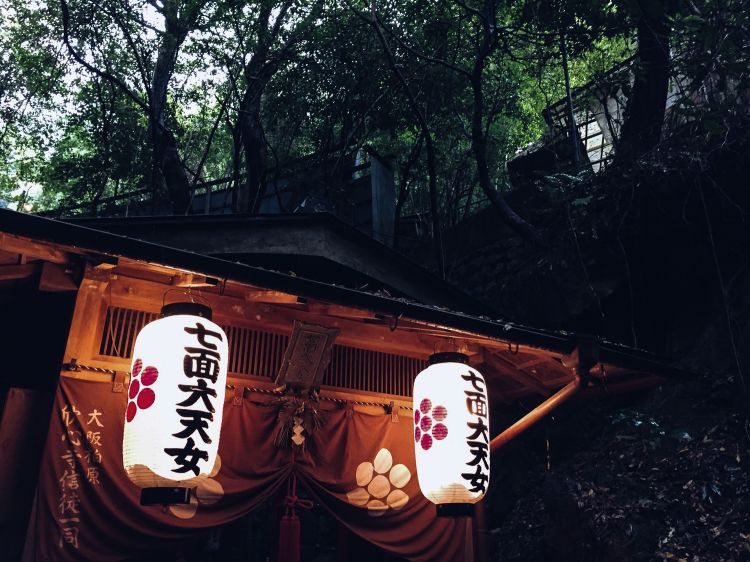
[388,313,402,332]
[162,287,210,308]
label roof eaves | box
[66,212,490,315]
[1,209,688,380]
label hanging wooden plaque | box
[274,322,340,389]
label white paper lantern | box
[122,303,228,501]
[413,353,490,513]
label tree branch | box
[367,0,446,276]
[190,87,232,189]
[60,0,149,114]
[455,0,484,20]
[375,12,472,78]
[107,1,154,104]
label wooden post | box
[473,500,490,562]
[204,184,211,214]
[369,153,395,246]
[62,265,110,365]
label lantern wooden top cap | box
[160,302,213,320]
[428,352,469,365]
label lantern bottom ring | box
[140,487,192,506]
[436,503,474,517]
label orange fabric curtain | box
[24,378,470,562]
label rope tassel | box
[277,473,312,562]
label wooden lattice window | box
[98,306,424,398]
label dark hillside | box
[448,120,750,360]
[488,374,750,561]
[445,121,750,561]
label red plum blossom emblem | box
[414,398,448,450]
[125,358,159,422]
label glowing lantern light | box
[122,302,228,505]
[413,352,490,515]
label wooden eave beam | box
[0,261,78,290]
[39,262,79,291]
[87,258,570,368]
[484,351,552,397]
[91,257,566,359]
[581,374,667,397]
[99,265,571,365]
[170,272,218,288]
[245,289,299,304]
[306,302,380,320]
[0,263,37,281]
[106,275,440,359]
[0,233,72,265]
[514,357,549,370]
[490,338,599,453]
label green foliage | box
[41,78,149,209]
[0,0,744,219]
[668,0,750,140]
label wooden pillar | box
[62,264,110,365]
[473,500,490,562]
[0,388,56,561]
[369,153,395,245]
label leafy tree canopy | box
[0,0,746,237]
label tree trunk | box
[370,3,445,277]
[228,117,243,198]
[155,127,192,213]
[394,134,424,250]
[470,57,544,245]
[151,31,181,121]
[616,2,672,163]
[228,0,320,213]
[459,0,544,246]
[236,83,266,213]
[59,0,197,214]
[149,13,191,213]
